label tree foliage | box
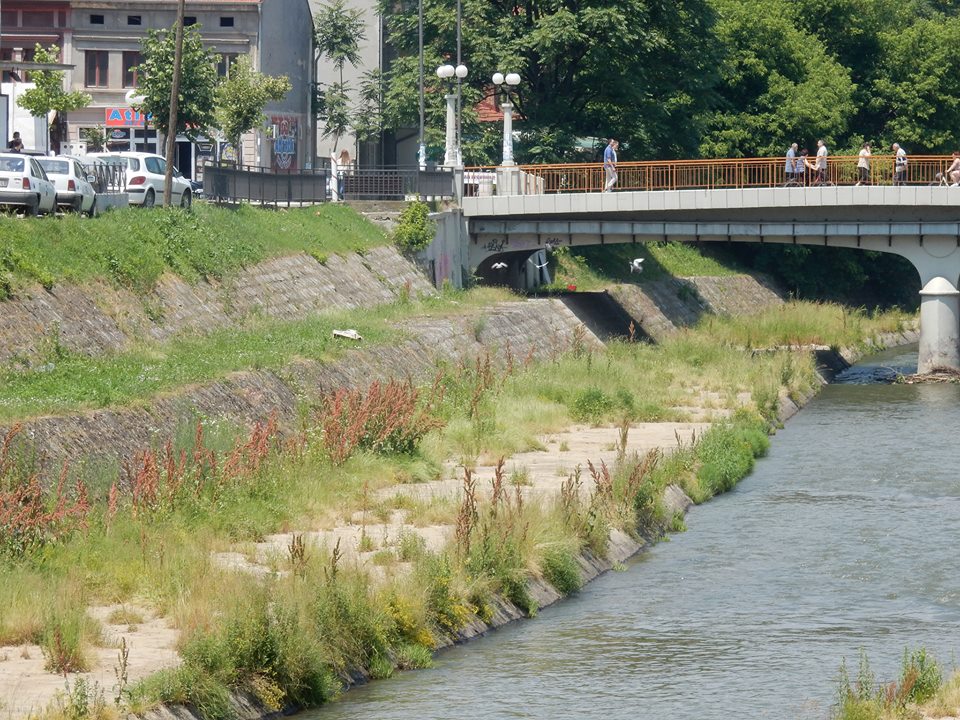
[315,0,366,148]
[374,0,960,163]
[379,0,720,165]
[136,25,218,139]
[16,44,91,150]
[215,55,291,158]
[16,43,91,131]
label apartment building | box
[2,0,313,175]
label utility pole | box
[163,0,186,207]
[417,0,425,168]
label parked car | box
[87,151,192,208]
[37,156,98,215]
[0,152,57,216]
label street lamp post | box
[492,72,520,166]
[436,62,467,167]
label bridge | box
[426,155,960,373]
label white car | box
[0,153,57,216]
[37,156,98,215]
[87,151,192,208]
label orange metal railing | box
[463,155,958,195]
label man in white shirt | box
[810,139,828,186]
[892,143,907,186]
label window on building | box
[216,53,238,77]
[57,10,66,26]
[0,10,17,27]
[219,16,234,27]
[122,51,142,87]
[184,16,197,26]
[127,15,141,25]
[85,50,109,87]
[90,13,104,24]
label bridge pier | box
[918,277,960,374]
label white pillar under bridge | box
[895,241,960,374]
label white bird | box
[491,261,508,270]
[630,258,645,274]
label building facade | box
[2,0,312,176]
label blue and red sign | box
[105,107,152,127]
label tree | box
[870,16,960,153]
[353,68,384,145]
[16,44,91,151]
[699,0,856,157]
[314,0,366,149]
[135,24,218,140]
[214,55,291,165]
[378,0,721,165]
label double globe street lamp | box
[492,71,520,167]
[436,62,468,167]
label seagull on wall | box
[491,261,508,270]
[630,258,645,274]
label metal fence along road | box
[464,155,959,194]
[202,164,457,205]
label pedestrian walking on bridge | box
[603,138,618,192]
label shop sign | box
[105,107,152,127]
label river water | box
[312,344,960,720]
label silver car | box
[87,151,192,208]
[0,153,57,215]
[37,156,98,215]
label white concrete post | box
[918,276,960,374]
[501,101,515,166]
[443,93,457,167]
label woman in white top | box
[329,150,340,201]
[856,142,871,186]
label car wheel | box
[72,197,83,213]
[24,198,39,217]
[180,190,192,209]
[143,188,156,208]
[88,198,98,218]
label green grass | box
[0,286,517,422]
[548,242,742,290]
[0,203,388,298]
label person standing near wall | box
[603,138,618,192]
[892,143,907,186]
[7,132,23,152]
[329,149,340,201]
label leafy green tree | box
[699,0,856,157]
[214,55,291,164]
[314,0,366,149]
[353,69,384,144]
[870,15,960,152]
[379,0,721,164]
[136,25,218,139]
[16,44,91,150]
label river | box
[311,344,960,720]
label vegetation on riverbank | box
[1,293,913,718]
[0,204,387,299]
[832,647,960,720]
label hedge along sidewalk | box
[0,203,389,299]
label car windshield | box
[0,158,25,172]
[38,159,70,175]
